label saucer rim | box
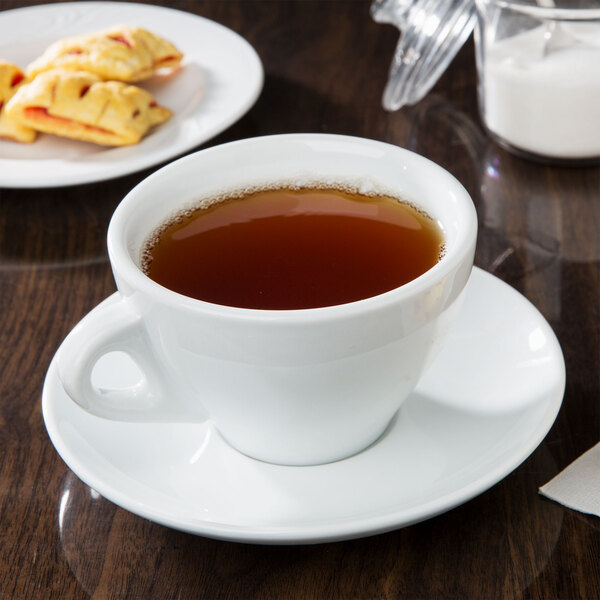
[42,267,566,544]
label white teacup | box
[57,134,477,466]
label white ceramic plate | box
[42,268,565,544]
[0,2,263,188]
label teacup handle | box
[57,296,196,422]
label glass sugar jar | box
[474,0,600,164]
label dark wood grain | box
[0,1,598,598]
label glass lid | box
[372,0,476,110]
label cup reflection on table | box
[407,94,600,324]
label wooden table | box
[1,1,598,598]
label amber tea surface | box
[142,186,444,310]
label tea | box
[142,186,444,310]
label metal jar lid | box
[372,0,476,110]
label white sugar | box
[482,25,600,159]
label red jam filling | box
[107,34,132,47]
[156,55,178,64]
[11,72,24,87]
[24,106,113,135]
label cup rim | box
[108,133,477,322]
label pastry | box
[0,61,36,143]
[6,69,172,146]
[27,25,183,82]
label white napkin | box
[539,442,600,517]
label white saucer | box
[42,268,565,544]
[0,2,263,188]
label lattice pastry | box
[0,61,36,143]
[6,69,172,146]
[27,25,183,82]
